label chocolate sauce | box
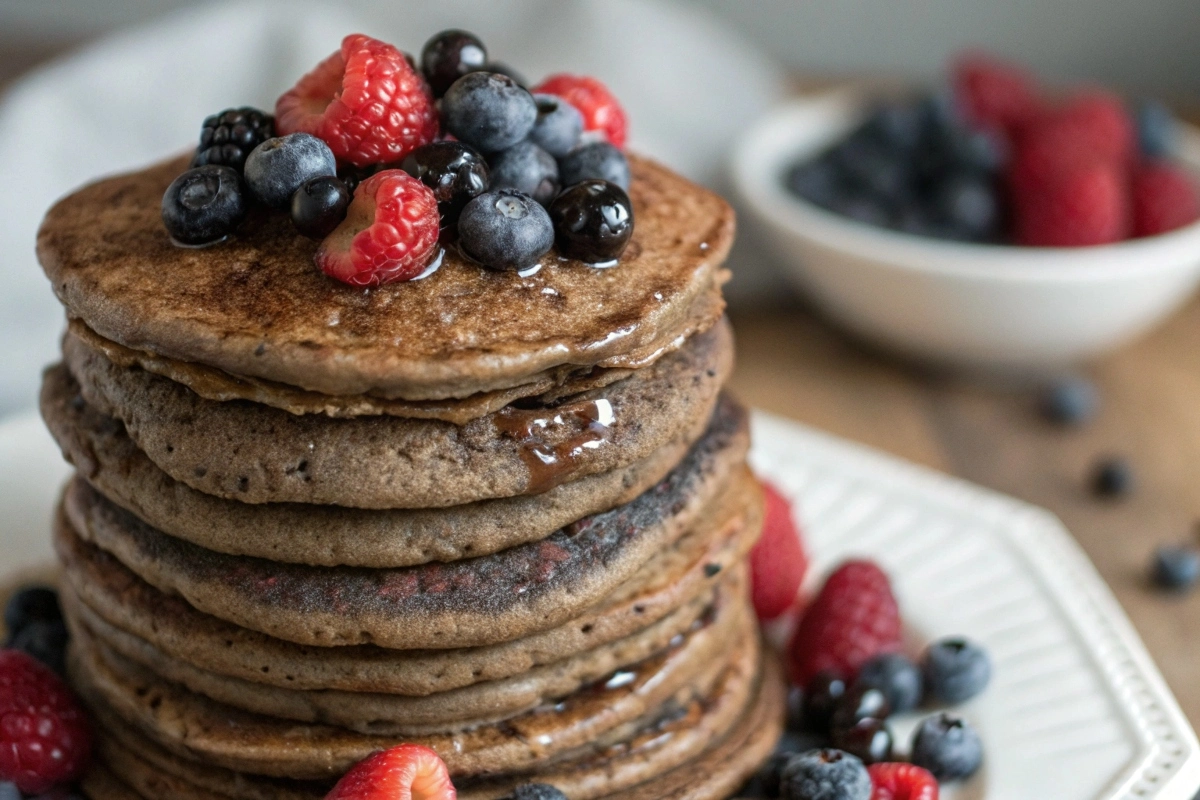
[496,398,615,493]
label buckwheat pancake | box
[69,607,759,780]
[81,657,783,800]
[57,516,753,695]
[43,373,747,568]
[39,154,733,401]
[62,317,733,508]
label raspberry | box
[1131,161,1200,237]
[276,34,439,168]
[315,170,441,287]
[953,52,1041,136]
[326,744,455,800]
[0,650,92,793]
[1020,91,1136,166]
[1012,162,1130,246]
[749,481,808,621]
[868,763,939,800]
[787,560,902,688]
[532,74,627,148]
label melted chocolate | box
[496,399,615,493]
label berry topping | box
[800,672,848,735]
[749,481,808,621]
[953,52,1041,136]
[529,94,584,158]
[489,142,560,207]
[193,107,274,172]
[1040,377,1099,426]
[1151,545,1200,592]
[399,142,490,228]
[1131,161,1200,237]
[244,133,336,209]
[920,637,991,705]
[276,34,439,168]
[1092,456,1134,498]
[325,743,455,800]
[831,718,893,765]
[291,175,352,239]
[558,142,631,191]
[4,588,61,641]
[548,180,634,264]
[910,714,983,781]
[867,763,939,800]
[781,748,872,800]
[503,784,567,800]
[854,653,923,714]
[1011,161,1129,247]
[315,170,441,286]
[0,650,92,793]
[442,72,538,154]
[787,561,902,688]
[533,74,628,148]
[161,165,247,245]
[830,686,892,733]
[458,190,554,271]
[420,29,488,98]
[9,621,68,678]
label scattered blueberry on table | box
[1040,376,1099,426]
[910,713,984,780]
[1091,456,1135,498]
[1151,545,1200,592]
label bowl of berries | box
[731,54,1200,371]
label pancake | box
[69,605,758,780]
[57,437,758,648]
[62,317,733,508]
[57,511,755,695]
[39,155,733,401]
[80,657,783,800]
[43,373,747,569]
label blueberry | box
[1134,98,1174,158]
[780,749,871,800]
[458,190,554,271]
[1092,457,1134,498]
[863,101,925,152]
[0,783,18,800]
[921,637,991,705]
[834,132,912,202]
[193,107,274,172]
[4,585,60,638]
[931,172,1000,241]
[244,133,336,209]
[489,141,560,207]
[338,164,375,196]
[290,175,350,239]
[558,142,631,191]
[399,141,490,228]
[549,180,634,264]
[911,713,983,780]
[801,672,847,734]
[830,686,891,733]
[830,718,893,765]
[785,157,844,209]
[10,619,68,676]
[1151,545,1200,592]
[1040,377,1099,426]
[484,62,528,88]
[529,94,584,158]
[442,72,538,154]
[161,165,247,245]
[420,29,488,97]
[854,653,923,713]
[505,784,567,800]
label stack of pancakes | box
[36,154,784,800]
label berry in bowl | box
[731,54,1200,371]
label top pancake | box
[38,155,734,401]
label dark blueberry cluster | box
[785,94,1006,243]
[4,585,68,678]
[193,107,275,171]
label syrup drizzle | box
[496,398,615,493]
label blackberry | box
[421,29,488,97]
[193,107,274,172]
[549,180,634,264]
[399,141,490,228]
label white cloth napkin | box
[0,0,786,420]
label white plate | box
[0,408,1197,798]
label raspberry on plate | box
[748,480,808,621]
[1012,161,1130,246]
[325,743,455,800]
[276,34,439,168]
[867,762,939,800]
[787,560,902,688]
[0,650,92,794]
[315,169,441,287]
[1131,161,1200,237]
[953,52,1041,137]
[532,74,628,148]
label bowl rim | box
[731,88,1200,284]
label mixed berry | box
[161,30,634,285]
[785,52,1200,246]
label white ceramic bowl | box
[731,89,1200,371]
